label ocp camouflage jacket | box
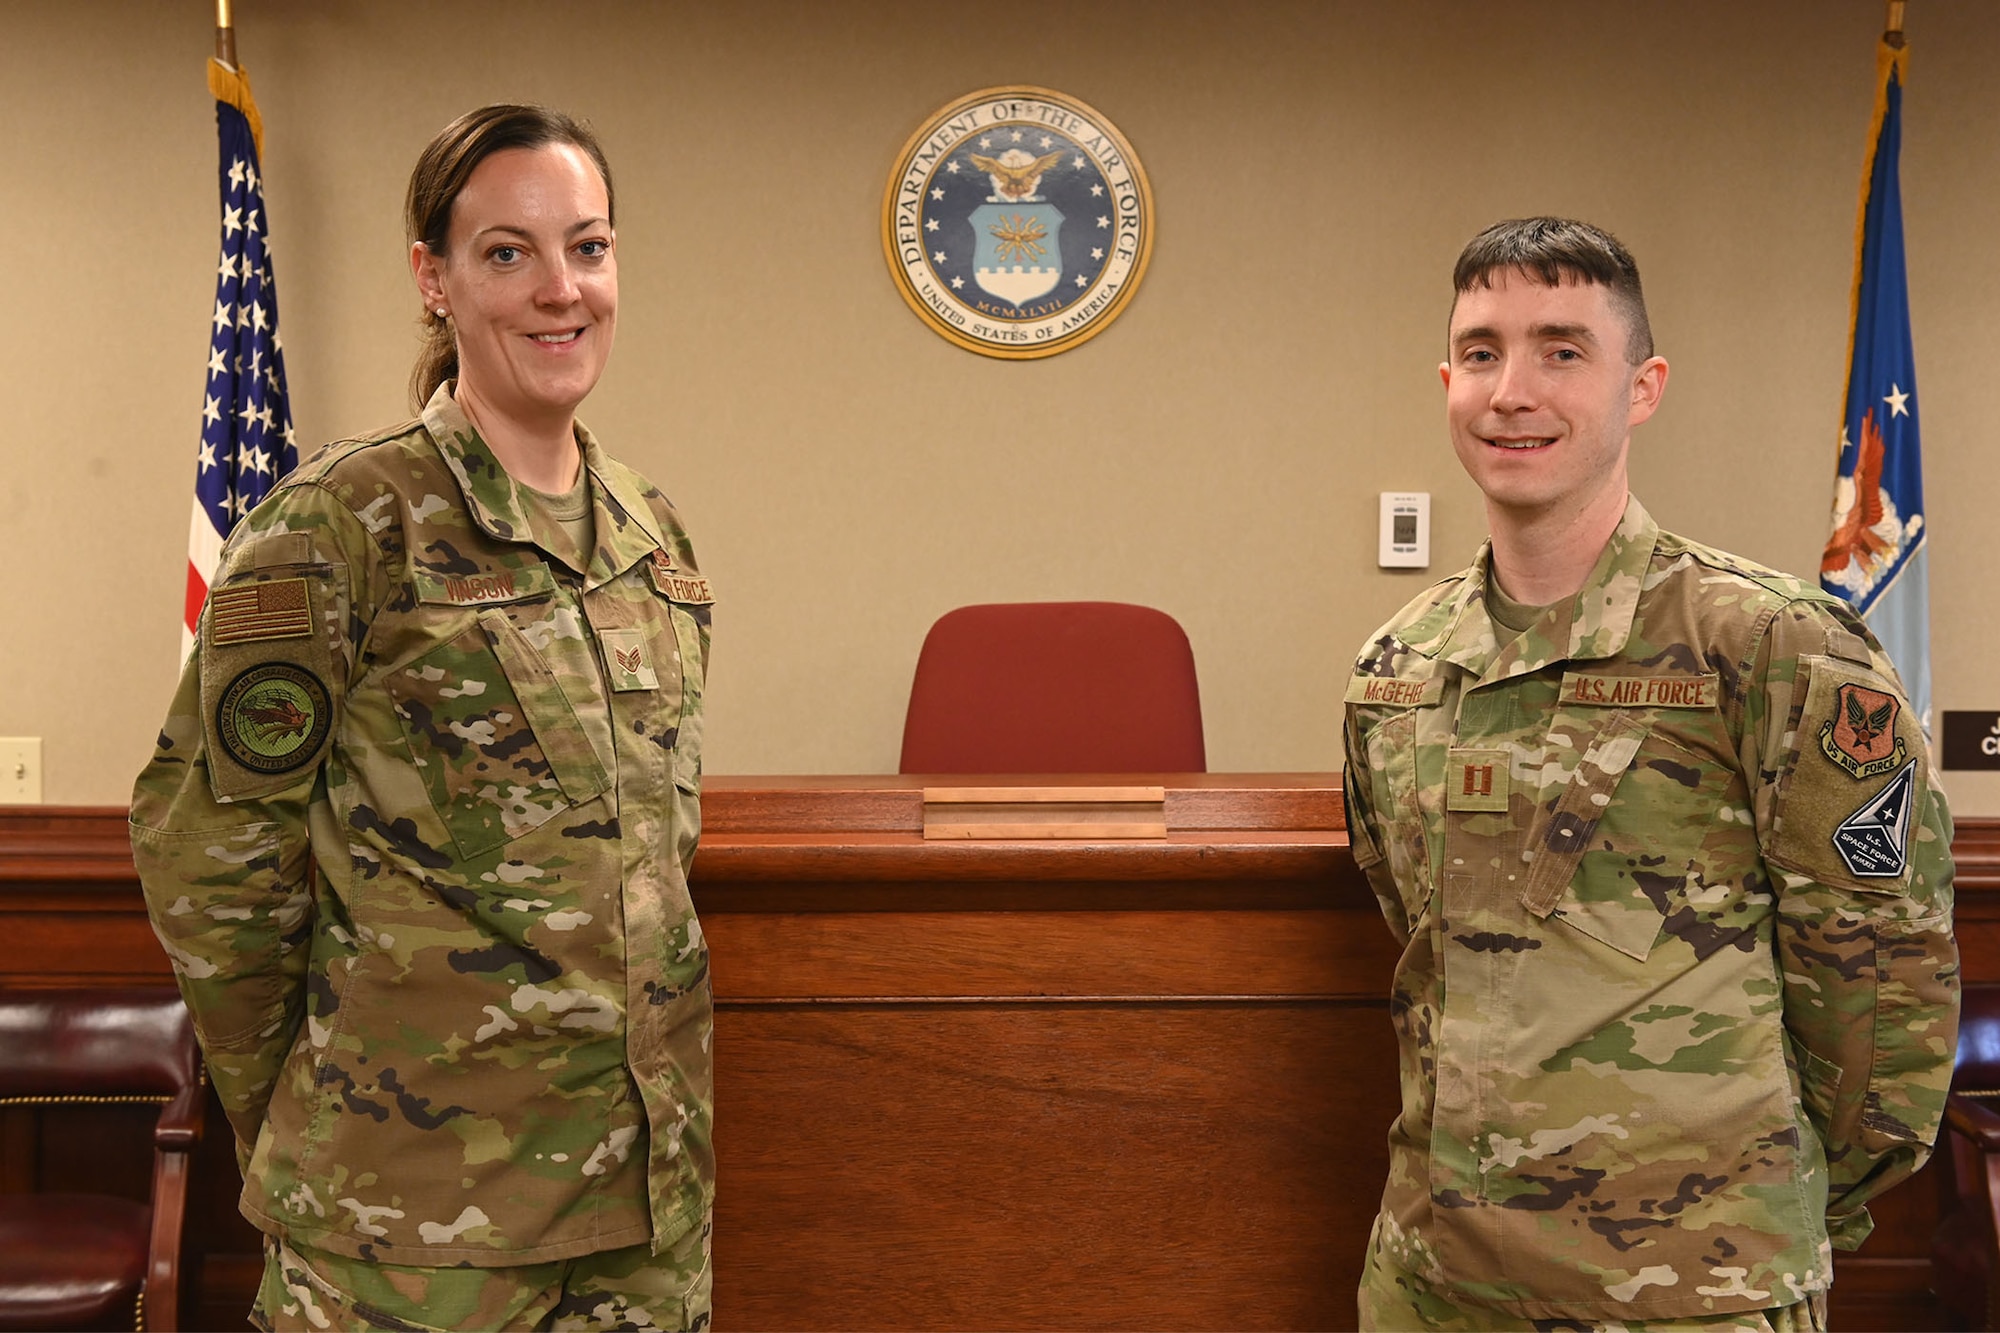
[131,384,714,1266]
[1343,497,1956,1322]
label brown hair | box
[1451,217,1654,364]
[405,105,616,408]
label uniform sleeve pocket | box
[1342,769,1384,870]
[666,603,708,795]
[1355,708,1430,935]
[131,818,297,1046]
[1789,1036,1843,1145]
[672,710,704,796]
[1860,910,1958,1150]
[385,610,608,859]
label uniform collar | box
[1409,495,1659,682]
[422,382,666,585]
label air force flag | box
[1821,35,1931,730]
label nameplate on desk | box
[921,786,1169,840]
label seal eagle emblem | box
[883,86,1154,358]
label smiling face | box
[1441,267,1667,533]
[412,143,616,440]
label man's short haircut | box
[1452,217,1654,364]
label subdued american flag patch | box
[208,577,311,645]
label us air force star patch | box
[1820,680,1908,779]
[883,86,1154,359]
[216,662,331,774]
[1832,757,1917,877]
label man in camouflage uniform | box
[1343,217,1956,1330]
[130,381,715,1329]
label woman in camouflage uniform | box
[131,106,716,1331]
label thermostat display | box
[1379,492,1429,569]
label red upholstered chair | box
[1933,983,2000,1330]
[899,601,1206,774]
[0,988,205,1333]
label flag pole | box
[215,0,236,70]
[1885,1,1906,48]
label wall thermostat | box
[1378,492,1430,568]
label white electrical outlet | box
[0,738,43,804]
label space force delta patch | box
[1832,758,1918,878]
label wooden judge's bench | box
[2,776,1995,1330]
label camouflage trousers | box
[1358,1220,1828,1333]
[250,1211,712,1332]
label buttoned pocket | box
[386,609,609,859]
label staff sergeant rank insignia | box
[883,85,1154,359]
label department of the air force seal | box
[216,661,331,774]
[882,86,1154,359]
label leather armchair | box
[0,988,205,1332]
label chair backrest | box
[0,988,199,1101]
[1956,983,2000,1090]
[899,601,1205,774]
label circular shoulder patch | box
[216,662,332,774]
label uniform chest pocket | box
[1524,711,1729,960]
[386,608,610,859]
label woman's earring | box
[435,308,449,319]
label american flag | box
[1819,33,1931,730]
[187,58,296,652]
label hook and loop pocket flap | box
[385,606,611,860]
[476,608,610,807]
[1519,710,1653,917]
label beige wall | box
[4,0,1997,811]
